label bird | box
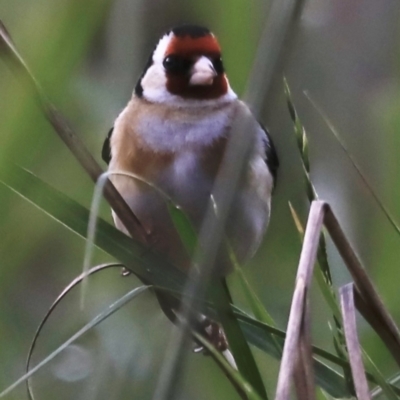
[102,23,278,281]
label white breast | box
[110,99,273,274]
[135,103,235,153]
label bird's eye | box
[212,57,224,74]
[163,55,190,74]
[163,55,179,70]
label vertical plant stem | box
[275,201,326,400]
[275,279,307,400]
[293,300,316,400]
[340,284,371,400]
[285,79,353,390]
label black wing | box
[102,127,113,165]
[260,124,279,188]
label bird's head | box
[135,25,236,106]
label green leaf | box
[168,203,268,398]
[167,201,197,257]
[0,164,353,398]
[234,311,350,398]
[192,331,264,400]
[228,244,282,356]
[211,280,268,399]
[0,165,186,294]
[363,350,399,400]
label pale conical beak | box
[189,56,217,86]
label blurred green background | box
[1,0,400,399]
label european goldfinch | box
[102,25,279,276]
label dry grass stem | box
[276,199,400,398]
[340,283,371,400]
[324,208,400,368]
[274,278,307,400]
[354,288,400,369]
[293,301,316,400]
[0,21,148,243]
[275,200,327,400]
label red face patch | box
[166,35,221,58]
[164,35,228,99]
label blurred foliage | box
[1,0,400,399]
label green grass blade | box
[192,331,264,400]
[234,308,347,366]
[0,164,186,294]
[284,83,354,391]
[288,155,398,398]
[211,280,268,399]
[0,285,149,398]
[167,201,197,257]
[0,163,353,398]
[228,244,282,355]
[316,388,333,400]
[362,351,399,400]
[286,86,400,398]
[233,309,399,397]
[168,203,268,398]
[236,313,350,398]
[371,371,400,398]
[314,268,342,321]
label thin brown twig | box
[0,20,148,244]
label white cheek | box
[141,65,172,102]
[153,33,173,63]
